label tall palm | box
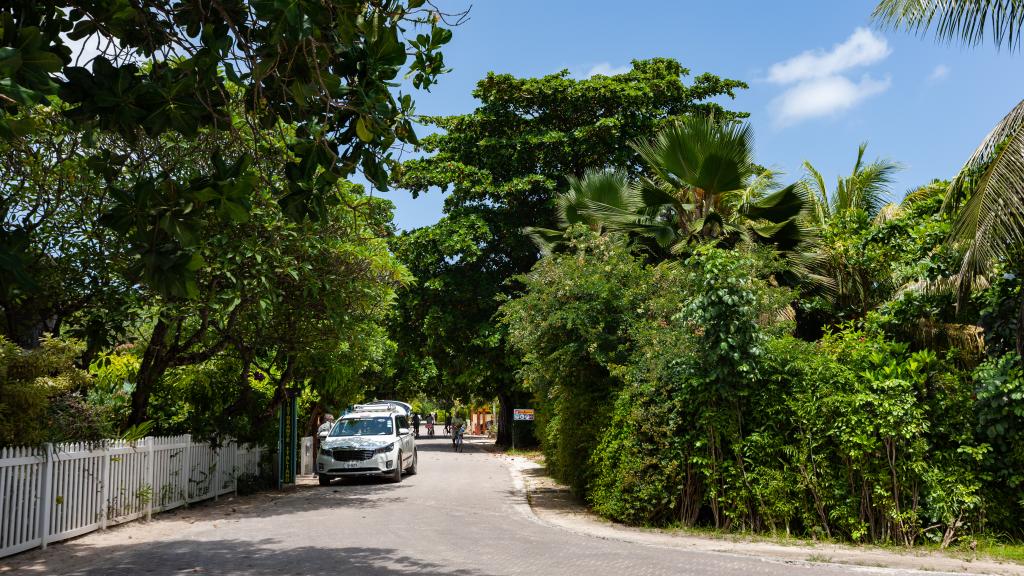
[527,116,813,262]
[801,145,902,316]
[875,0,1024,305]
[803,143,902,226]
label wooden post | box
[145,438,154,521]
[99,444,110,530]
[39,444,53,549]
[213,442,219,502]
[182,434,191,503]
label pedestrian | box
[317,414,335,438]
[425,412,435,437]
[412,412,421,437]
[444,412,452,436]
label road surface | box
[1,436,976,575]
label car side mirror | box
[399,427,410,436]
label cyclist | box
[425,412,435,437]
[452,421,466,452]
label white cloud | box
[585,62,631,78]
[929,64,950,81]
[767,29,892,127]
[772,75,891,126]
[768,28,890,84]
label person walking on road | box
[425,412,435,437]
[412,412,421,438]
[317,414,335,438]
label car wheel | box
[318,475,331,486]
[407,449,418,475]
[390,451,403,483]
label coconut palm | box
[527,116,814,263]
[873,0,1024,51]
[874,1,1024,304]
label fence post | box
[145,437,154,521]
[182,434,191,503]
[99,443,110,530]
[39,443,53,549]
[213,442,219,502]
[233,441,239,496]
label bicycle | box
[452,427,464,452]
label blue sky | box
[373,0,1024,231]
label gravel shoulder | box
[501,452,1024,576]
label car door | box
[395,415,412,464]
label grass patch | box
[504,448,543,458]
[972,541,1024,564]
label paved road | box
[2,437,961,575]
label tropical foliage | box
[527,117,811,264]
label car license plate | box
[343,461,359,468]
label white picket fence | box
[0,435,263,558]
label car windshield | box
[330,417,393,437]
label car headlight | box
[320,448,332,457]
[374,443,395,455]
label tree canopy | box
[389,58,748,445]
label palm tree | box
[803,143,902,226]
[527,116,813,262]
[796,145,904,320]
[874,0,1024,306]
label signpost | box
[511,408,534,450]
[278,388,299,488]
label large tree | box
[391,58,748,446]
[0,1,458,332]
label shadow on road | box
[11,539,502,576]
[411,437,491,454]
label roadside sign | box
[513,408,535,421]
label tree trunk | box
[127,318,171,427]
[496,389,514,448]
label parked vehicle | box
[317,403,417,485]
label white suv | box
[317,403,417,485]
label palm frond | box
[557,169,636,228]
[802,161,832,226]
[944,98,1024,301]
[895,274,991,298]
[873,202,903,224]
[873,0,1024,51]
[630,115,755,199]
[522,226,565,257]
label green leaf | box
[356,116,374,143]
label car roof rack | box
[350,402,403,414]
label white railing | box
[0,435,263,558]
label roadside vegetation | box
[497,0,1024,551]
[1,0,1022,554]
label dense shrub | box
[588,323,987,546]
[0,335,90,445]
[973,353,1024,536]
[501,229,664,493]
